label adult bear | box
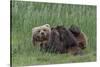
[43,26,82,55]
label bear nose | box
[37,36,40,39]
[41,32,44,35]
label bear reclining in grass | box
[32,24,87,55]
[43,26,83,55]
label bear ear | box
[44,24,50,28]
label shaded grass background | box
[11,1,96,66]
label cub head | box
[69,25,81,37]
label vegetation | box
[11,1,96,66]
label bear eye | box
[38,30,40,32]
[43,29,46,31]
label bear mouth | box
[36,35,48,42]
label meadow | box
[11,1,96,66]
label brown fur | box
[76,32,87,49]
[43,26,83,55]
[32,24,51,46]
[69,25,88,49]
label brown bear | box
[32,24,51,50]
[44,26,82,55]
[69,25,88,49]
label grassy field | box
[11,1,96,66]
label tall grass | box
[11,1,96,66]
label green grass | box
[11,1,96,66]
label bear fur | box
[32,24,51,47]
[43,26,82,55]
[69,25,88,49]
[32,24,86,55]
